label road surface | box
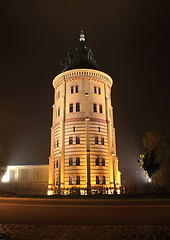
[0,198,170,225]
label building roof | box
[62,31,100,72]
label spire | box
[62,31,100,72]
[79,30,85,41]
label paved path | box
[0,224,170,240]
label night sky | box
[0,1,170,172]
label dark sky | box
[0,1,170,170]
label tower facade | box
[48,32,120,195]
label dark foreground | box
[0,198,170,239]
[0,224,170,240]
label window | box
[69,137,73,145]
[95,137,98,144]
[76,136,80,144]
[76,157,80,166]
[76,176,80,185]
[69,104,73,112]
[95,157,99,166]
[98,87,101,95]
[75,86,79,93]
[54,160,58,168]
[54,140,59,148]
[98,127,100,132]
[76,102,80,112]
[69,158,73,166]
[94,86,97,94]
[58,107,60,116]
[93,103,97,112]
[58,91,60,98]
[101,137,104,145]
[69,176,73,185]
[102,176,106,184]
[99,105,102,113]
[73,127,75,132]
[102,158,105,166]
[96,176,100,184]
[71,86,74,94]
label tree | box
[138,129,170,182]
[138,148,161,179]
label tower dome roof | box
[62,31,100,72]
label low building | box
[0,165,48,195]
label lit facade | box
[48,32,121,195]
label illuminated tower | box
[48,32,120,195]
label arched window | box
[94,86,97,94]
[93,103,97,112]
[99,105,102,113]
[69,104,73,112]
[71,86,74,94]
[76,176,80,185]
[96,176,100,184]
[98,127,100,132]
[102,176,106,184]
[69,137,73,145]
[95,137,98,144]
[95,157,99,166]
[76,157,80,166]
[101,137,104,145]
[73,127,75,132]
[69,176,73,185]
[102,158,105,166]
[76,102,80,112]
[76,136,80,144]
[54,160,58,168]
[75,85,79,93]
[98,87,101,95]
[58,107,60,116]
[69,158,73,166]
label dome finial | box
[79,29,85,41]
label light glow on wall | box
[1,166,16,182]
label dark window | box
[94,86,97,94]
[75,86,78,93]
[93,104,97,112]
[69,176,73,185]
[76,136,80,144]
[76,176,80,185]
[98,127,100,132]
[102,176,106,184]
[69,104,73,112]
[56,139,59,147]
[98,87,101,94]
[69,158,73,166]
[99,105,102,113]
[58,91,60,98]
[101,137,104,145]
[96,176,100,184]
[71,86,74,94]
[95,157,99,166]
[76,157,80,166]
[58,107,60,116]
[95,137,98,144]
[102,158,105,166]
[73,127,75,132]
[69,137,73,145]
[76,102,80,112]
[54,160,58,168]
